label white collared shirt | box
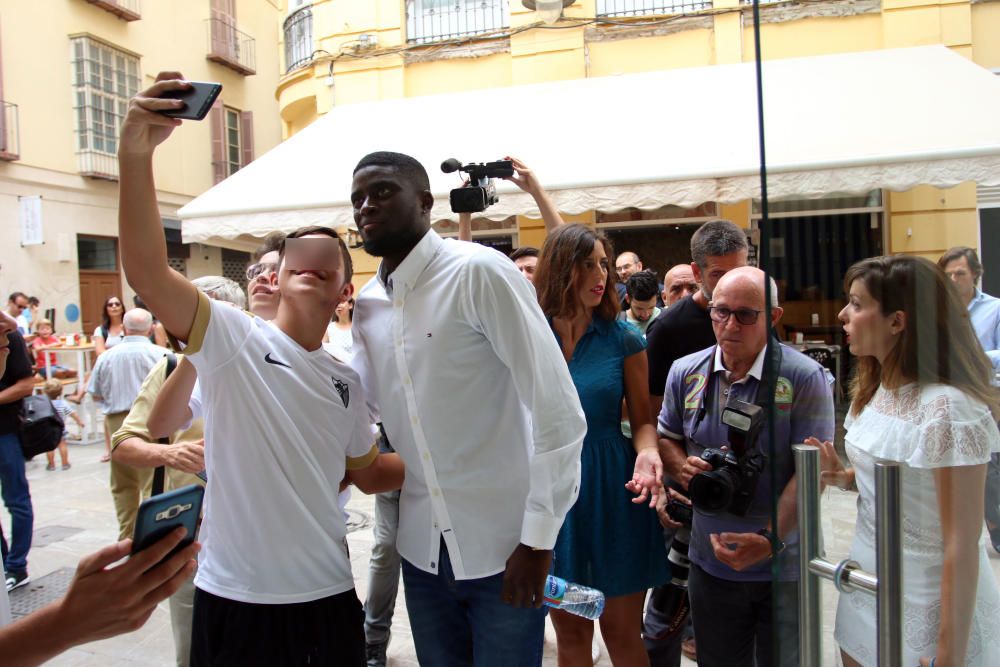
[352,230,586,580]
[712,344,767,384]
[88,336,171,414]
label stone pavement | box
[4,435,999,666]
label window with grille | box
[596,0,710,16]
[221,249,251,291]
[211,104,253,184]
[406,0,509,45]
[283,6,313,73]
[225,107,241,177]
[71,36,140,179]
[167,257,188,276]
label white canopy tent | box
[179,45,1000,243]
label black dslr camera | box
[688,399,766,516]
[441,158,514,213]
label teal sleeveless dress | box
[551,317,670,598]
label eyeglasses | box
[246,262,278,281]
[12,302,27,311]
[708,307,762,326]
[107,301,123,307]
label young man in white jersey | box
[117,71,403,666]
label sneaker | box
[5,570,29,592]
[681,637,697,661]
[61,463,72,470]
[45,464,55,471]
[365,640,388,667]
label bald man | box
[88,308,171,539]
[655,267,834,667]
[662,264,699,307]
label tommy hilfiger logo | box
[332,377,350,408]
[264,352,291,369]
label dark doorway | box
[980,207,1000,296]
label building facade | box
[0,0,282,335]
[272,0,1000,330]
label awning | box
[180,45,1000,243]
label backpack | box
[20,394,65,459]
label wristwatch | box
[756,528,786,557]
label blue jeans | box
[0,431,33,573]
[401,542,545,667]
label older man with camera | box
[656,266,834,667]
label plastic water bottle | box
[542,575,605,620]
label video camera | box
[441,158,514,213]
[688,399,766,517]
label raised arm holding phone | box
[118,72,403,665]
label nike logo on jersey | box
[332,377,350,408]
[264,352,292,369]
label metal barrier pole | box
[875,461,903,667]
[794,447,904,667]
[794,444,822,667]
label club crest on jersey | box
[332,377,350,408]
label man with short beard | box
[350,151,585,666]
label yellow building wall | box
[277,0,993,275]
[971,2,1000,69]
[887,183,979,256]
[0,0,282,332]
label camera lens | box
[689,470,735,513]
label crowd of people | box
[0,71,999,667]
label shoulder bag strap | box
[151,353,178,496]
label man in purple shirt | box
[657,267,834,667]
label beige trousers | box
[106,411,153,541]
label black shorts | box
[190,587,365,666]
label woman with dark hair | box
[535,223,668,666]
[93,296,126,356]
[809,255,1000,667]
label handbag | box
[20,394,65,459]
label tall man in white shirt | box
[88,308,170,540]
[350,151,587,666]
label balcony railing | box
[596,0,710,16]
[206,18,256,76]
[0,101,19,161]
[283,6,314,73]
[406,0,509,45]
[78,150,119,181]
[84,0,141,21]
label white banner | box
[19,195,43,246]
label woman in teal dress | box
[535,224,669,667]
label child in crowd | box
[31,320,77,379]
[42,379,82,470]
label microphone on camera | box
[441,158,462,173]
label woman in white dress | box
[809,255,1000,667]
[323,297,354,362]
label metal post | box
[875,460,903,667]
[794,444,822,667]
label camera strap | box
[693,334,783,437]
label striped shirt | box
[88,336,171,415]
[52,398,75,437]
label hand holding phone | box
[159,81,223,121]
[132,484,204,564]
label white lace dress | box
[835,383,1000,666]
